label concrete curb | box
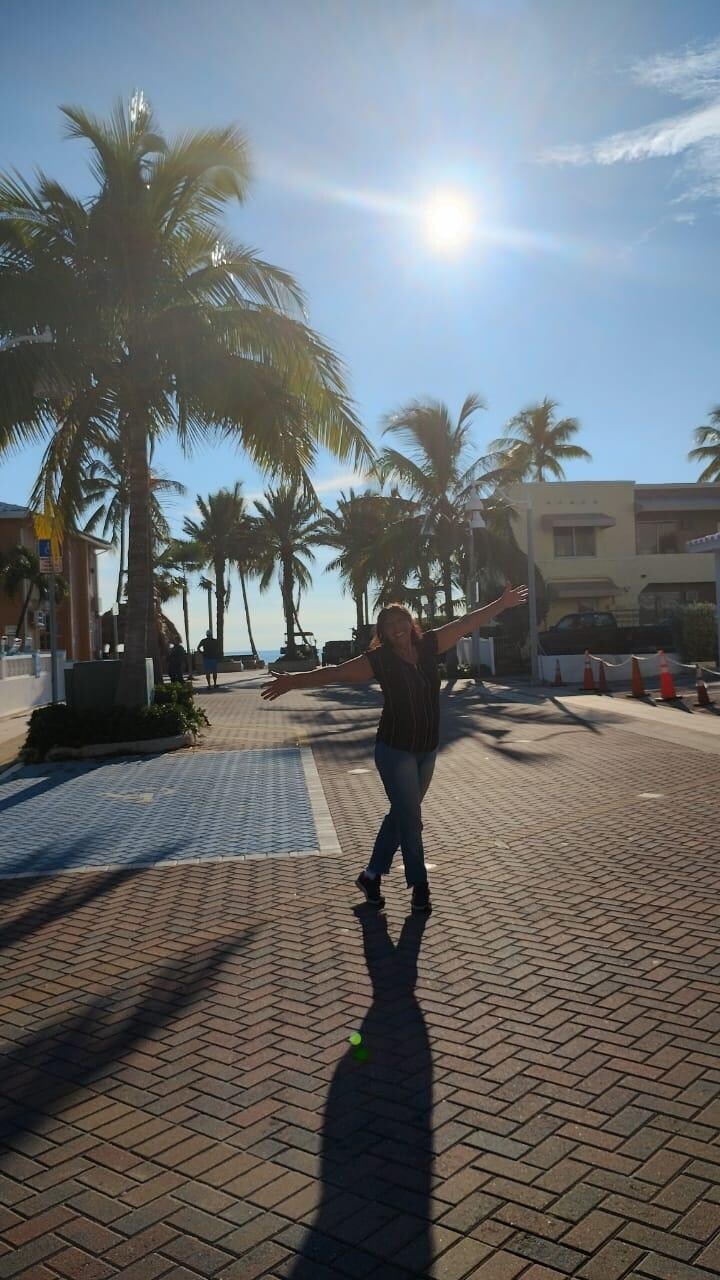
[45,731,195,761]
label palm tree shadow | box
[286,907,432,1277]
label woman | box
[261,582,528,914]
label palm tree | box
[253,484,327,659]
[362,490,429,614]
[0,97,371,704]
[488,397,591,481]
[376,395,485,620]
[233,523,261,662]
[156,537,202,671]
[323,489,387,633]
[688,408,720,482]
[184,485,250,659]
[0,545,68,642]
[81,440,185,603]
[199,575,215,635]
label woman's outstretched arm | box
[432,583,529,655]
[261,654,374,701]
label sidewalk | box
[0,672,718,1279]
[0,710,29,772]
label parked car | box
[539,611,672,655]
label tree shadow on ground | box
[0,764,80,817]
[296,684,564,765]
[0,929,259,1149]
[0,839,186,952]
[284,907,432,1278]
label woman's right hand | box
[260,674,297,701]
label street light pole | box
[48,564,59,704]
[465,491,486,674]
[524,498,540,684]
[460,479,540,683]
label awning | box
[640,581,714,593]
[550,578,618,598]
[686,532,720,553]
[541,513,616,530]
[636,485,720,513]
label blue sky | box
[2,0,720,650]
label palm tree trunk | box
[148,585,163,683]
[182,577,192,675]
[282,557,296,658]
[15,584,34,641]
[442,559,454,622]
[292,601,312,644]
[116,508,126,603]
[355,594,363,633]
[215,559,225,658]
[363,587,369,628]
[206,585,213,634]
[239,568,258,658]
[117,414,152,706]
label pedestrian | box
[261,582,529,914]
[167,641,187,683]
[196,629,220,688]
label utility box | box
[65,659,154,710]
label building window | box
[639,588,701,621]
[553,526,596,557]
[636,522,679,554]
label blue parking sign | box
[37,539,52,571]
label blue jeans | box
[367,741,437,887]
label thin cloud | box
[541,39,720,205]
[632,40,720,101]
[245,471,372,504]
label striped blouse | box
[365,631,441,754]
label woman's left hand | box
[500,582,529,610]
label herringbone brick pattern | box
[0,673,718,1278]
[0,748,320,874]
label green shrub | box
[675,602,718,662]
[24,685,209,761]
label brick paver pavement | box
[0,671,718,1279]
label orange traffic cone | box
[596,660,609,694]
[553,659,564,687]
[658,650,678,702]
[630,656,646,699]
[583,651,595,692]
[696,665,712,707]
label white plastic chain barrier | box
[586,652,720,679]
[665,656,720,679]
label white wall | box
[539,652,681,686]
[0,652,66,717]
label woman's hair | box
[369,603,424,650]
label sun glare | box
[422,191,475,253]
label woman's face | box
[381,611,413,649]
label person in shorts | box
[197,630,220,688]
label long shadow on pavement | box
[0,839,186,952]
[284,907,432,1278]
[299,684,564,766]
[0,765,78,817]
[0,930,258,1148]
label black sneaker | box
[356,872,385,907]
[411,881,432,914]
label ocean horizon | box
[226,649,282,662]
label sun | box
[422,191,474,253]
